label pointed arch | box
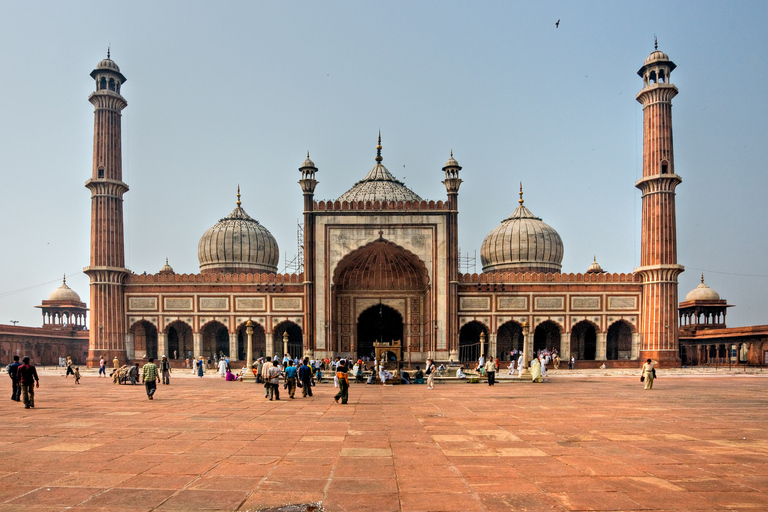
[459,320,488,363]
[606,320,634,360]
[571,320,597,360]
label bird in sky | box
[555,19,560,28]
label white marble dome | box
[48,277,81,302]
[481,195,563,274]
[685,276,721,301]
[337,135,422,203]
[198,195,279,274]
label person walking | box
[218,357,227,378]
[74,367,81,384]
[128,363,140,385]
[569,356,575,370]
[196,357,205,378]
[160,355,171,385]
[484,357,497,386]
[98,357,106,377]
[299,358,313,397]
[141,357,160,400]
[641,359,655,390]
[334,359,349,404]
[112,356,120,370]
[262,356,273,398]
[517,353,525,378]
[17,356,39,409]
[284,360,298,399]
[65,356,74,377]
[8,355,21,402]
[425,358,435,389]
[267,360,281,400]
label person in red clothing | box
[17,356,39,409]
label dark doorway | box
[132,321,158,359]
[534,320,561,355]
[357,304,403,360]
[606,321,632,360]
[167,321,192,360]
[459,321,488,363]
[273,322,303,359]
[571,321,597,360]
[497,321,523,361]
[237,322,266,361]
[202,321,229,359]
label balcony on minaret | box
[441,151,462,195]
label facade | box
[0,278,89,366]
[679,277,768,367]
[84,47,685,368]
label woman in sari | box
[530,357,543,383]
[641,359,655,390]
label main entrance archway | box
[332,237,429,358]
[357,304,403,360]
[202,321,229,359]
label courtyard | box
[1,369,767,511]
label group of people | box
[7,355,39,408]
[254,356,315,401]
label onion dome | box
[301,151,315,169]
[159,258,175,275]
[586,256,605,274]
[685,274,721,301]
[48,276,82,302]
[480,184,563,273]
[638,39,676,77]
[337,133,422,203]
[197,187,279,274]
[91,48,127,83]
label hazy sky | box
[1,1,766,328]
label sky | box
[1,1,767,328]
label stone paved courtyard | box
[2,369,768,511]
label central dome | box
[337,134,422,203]
[198,190,279,274]
[480,188,563,274]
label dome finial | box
[654,36,658,51]
[107,45,110,59]
[519,182,524,205]
[307,150,310,159]
[701,273,704,283]
[236,185,241,207]
[63,274,66,285]
[375,131,383,163]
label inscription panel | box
[498,297,527,310]
[534,297,564,310]
[200,297,228,311]
[128,297,157,311]
[459,297,490,311]
[235,297,266,311]
[164,298,193,311]
[608,296,637,310]
[272,297,303,311]
[571,297,601,310]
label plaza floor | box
[1,368,767,511]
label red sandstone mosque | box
[4,45,766,368]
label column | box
[158,332,168,359]
[228,333,238,361]
[631,333,641,360]
[193,333,202,358]
[125,333,135,360]
[520,323,531,377]
[596,332,607,360]
[489,333,497,361]
[560,332,570,360]
[266,332,274,359]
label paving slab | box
[1,368,768,510]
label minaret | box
[442,151,462,361]
[299,151,318,358]
[83,51,130,366]
[635,41,684,365]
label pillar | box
[596,332,607,360]
[560,332,570,360]
[193,333,202,358]
[158,332,168,359]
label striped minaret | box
[83,51,130,366]
[635,41,684,365]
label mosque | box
[79,44,692,371]
[4,46,766,370]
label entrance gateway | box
[332,237,429,361]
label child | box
[74,367,81,384]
